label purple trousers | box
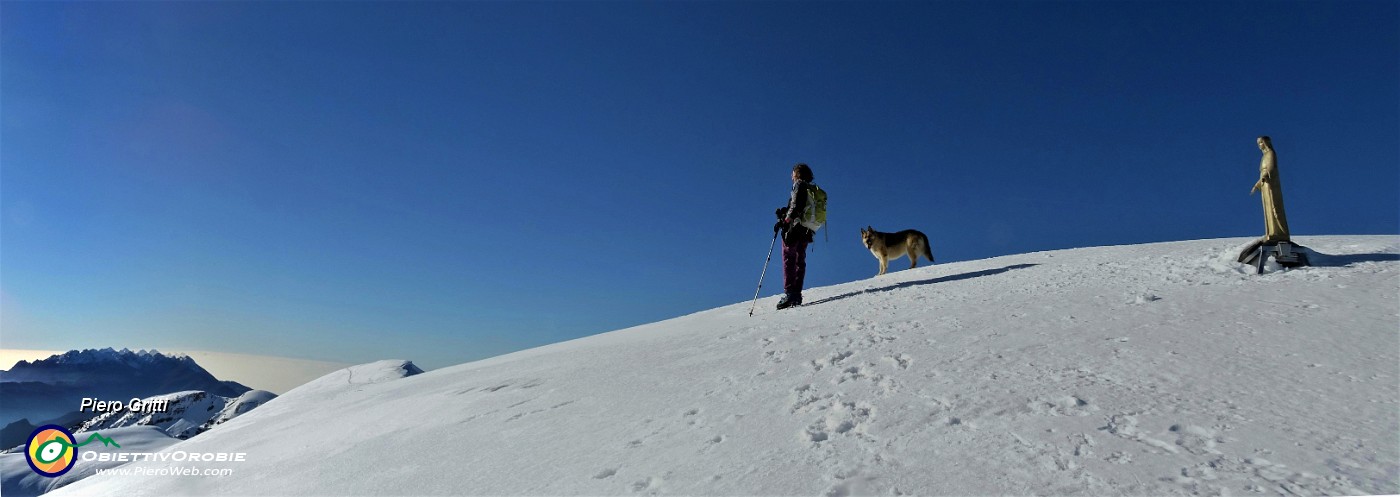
[782,237,809,298]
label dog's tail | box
[921,232,935,263]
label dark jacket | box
[779,180,814,244]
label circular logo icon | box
[26,425,77,478]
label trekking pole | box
[748,231,780,317]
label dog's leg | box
[909,249,919,269]
[878,258,888,275]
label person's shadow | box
[805,263,1039,307]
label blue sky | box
[3,1,1396,376]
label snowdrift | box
[49,236,1399,496]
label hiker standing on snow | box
[773,163,816,309]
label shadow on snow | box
[1305,251,1400,268]
[805,263,1040,307]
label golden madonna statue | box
[1251,136,1290,242]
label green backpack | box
[798,183,827,232]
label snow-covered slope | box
[51,237,1399,496]
[200,390,279,432]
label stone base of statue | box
[1237,239,1310,274]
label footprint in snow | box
[883,354,912,370]
[802,400,875,443]
[810,351,856,371]
[630,476,663,493]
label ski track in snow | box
[48,236,1400,497]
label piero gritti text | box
[79,397,170,414]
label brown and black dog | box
[860,226,935,275]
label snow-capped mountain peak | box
[0,348,252,434]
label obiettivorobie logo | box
[25,425,120,478]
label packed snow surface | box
[51,237,1399,496]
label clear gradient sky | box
[3,1,1397,375]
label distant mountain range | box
[0,350,278,496]
[0,348,252,443]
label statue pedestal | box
[1237,240,1310,274]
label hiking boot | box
[776,294,802,310]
